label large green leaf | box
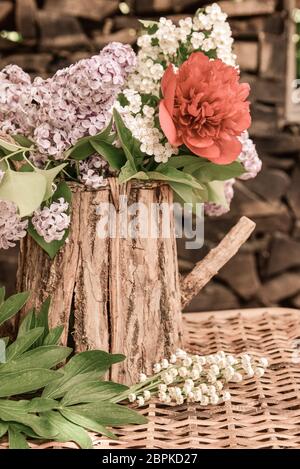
[206,180,228,207]
[113,109,145,171]
[43,411,93,449]
[192,161,245,183]
[5,328,44,361]
[27,398,59,413]
[0,421,8,438]
[60,408,117,439]
[67,402,147,426]
[0,287,5,306]
[148,167,204,191]
[61,381,128,406]
[8,426,30,449]
[12,135,34,148]
[118,160,138,183]
[0,339,6,364]
[36,164,67,201]
[0,169,47,217]
[17,309,36,338]
[0,345,71,373]
[43,326,64,346]
[67,120,114,160]
[0,291,30,327]
[0,369,61,397]
[90,140,126,170]
[28,181,72,259]
[43,351,125,399]
[34,297,50,347]
[0,137,20,153]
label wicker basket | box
[1,307,300,449]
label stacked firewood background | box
[1,0,300,311]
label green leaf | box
[43,351,125,399]
[61,381,128,406]
[43,326,64,346]
[8,427,30,449]
[28,182,72,259]
[147,167,205,191]
[67,120,114,160]
[0,291,30,327]
[169,182,207,209]
[12,135,34,148]
[34,297,50,347]
[206,180,228,207]
[27,398,59,413]
[43,411,93,449]
[0,421,8,438]
[0,345,71,373]
[63,350,125,377]
[118,160,138,183]
[0,369,61,397]
[67,402,147,426]
[5,328,44,361]
[0,137,20,153]
[0,339,6,364]
[17,309,36,338]
[0,401,58,439]
[60,408,117,440]
[0,169,47,217]
[113,109,145,171]
[36,164,67,201]
[90,140,126,170]
[0,286,5,305]
[193,161,245,183]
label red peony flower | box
[159,52,251,165]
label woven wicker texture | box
[1,308,300,449]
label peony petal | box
[187,135,215,148]
[185,137,221,160]
[214,137,242,165]
[161,64,177,116]
[159,101,181,147]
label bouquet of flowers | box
[0,4,262,257]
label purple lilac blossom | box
[31,198,70,243]
[0,200,28,250]
[0,43,137,162]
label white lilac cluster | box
[205,131,262,217]
[115,90,178,163]
[31,198,70,243]
[238,131,262,180]
[128,349,268,407]
[79,155,109,189]
[116,4,235,164]
[0,200,28,250]
[0,43,136,163]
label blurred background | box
[0,0,300,311]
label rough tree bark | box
[17,180,183,384]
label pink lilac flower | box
[204,179,235,217]
[31,198,70,243]
[0,200,28,249]
[238,131,262,180]
[0,43,137,162]
[79,155,109,189]
[102,42,137,73]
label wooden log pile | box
[1,0,300,311]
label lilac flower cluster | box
[0,200,28,249]
[31,198,70,243]
[238,131,262,180]
[0,43,136,162]
[79,155,109,190]
[205,131,262,217]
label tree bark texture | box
[17,180,183,384]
